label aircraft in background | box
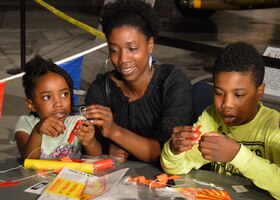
[175,0,280,18]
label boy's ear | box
[25,98,36,112]
[256,83,265,101]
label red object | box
[0,81,6,118]
[192,125,202,141]
[0,181,21,187]
[156,173,168,183]
[60,156,73,162]
[67,120,84,144]
[129,173,182,189]
[93,158,113,171]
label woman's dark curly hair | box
[22,55,74,112]
[213,41,265,88]
[100,0,160,40]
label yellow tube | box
[24,159,94,174]
[188,0,241,9]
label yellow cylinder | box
[193,0,202,8]
[189,0,241,9]
[24,159,94,174]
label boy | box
[161,42,280,199]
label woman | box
[84,0,194,163]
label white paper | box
[262,46,280,97]
[25,181,50,194]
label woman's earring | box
[104,56,110,72]
[148,55,153,71]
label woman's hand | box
[199,132,241,162]
[82,104,119,139]
[170,126,199,155]
[109,143,129,163]
[34,116,65,137]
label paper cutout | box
[192,125,202,141]
[174,187,232,200]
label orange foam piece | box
[133,176,146,182]
[60,156,73,162]
[156,173,168,183]
[139,179,153,185]
[150,181,166,188]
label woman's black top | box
[85,64,194,161]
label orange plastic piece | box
[150,181,166,188]
[156,173,168,183]
[129,177,138,182]
[192,125,202,140]
[139,179,153,185]
[0,181,21,187]
[60,156,73,162]
[68,120,84,144]
[133,176,146,182]
[53,168,63,174]
[129,173,182,189]
[93,158,113,171]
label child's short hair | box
[22,55,74,108]
[213,41,265,88]
[100,0,160,40]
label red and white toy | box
[67,120,84,144]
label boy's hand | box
[170,126,200,155]
[199,132,241,162]
[34,116,65,137]
[75,120,95,146]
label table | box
[0,158,274,199]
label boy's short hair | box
[213,41,265,88]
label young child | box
[161,42,280,199]
[14,55,102,159]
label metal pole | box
[7,0,25,74]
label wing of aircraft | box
[175,0,280,18]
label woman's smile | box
[120,67,134,76]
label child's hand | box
[170,126,200,155]
[109,143,129,163]
[75,120,95,146]
[199,132,241,162]
[82,104,118,139]
[34,116,65,137]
